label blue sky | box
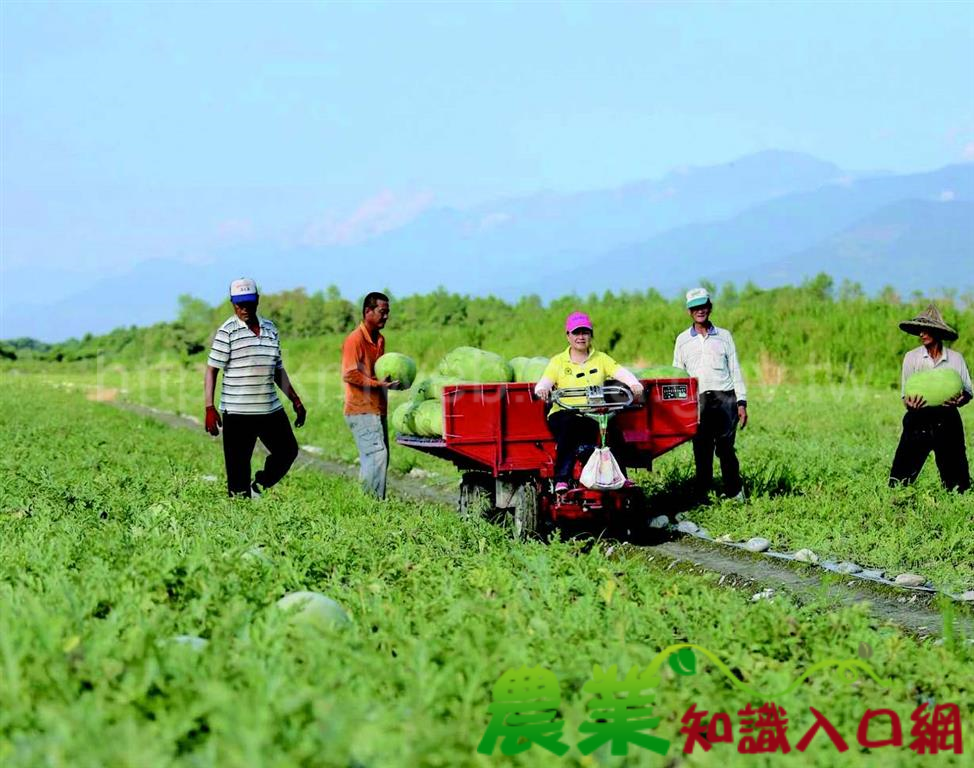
[2,1,973,284]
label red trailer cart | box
[396,377,698,538]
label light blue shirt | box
[673,324,747,401]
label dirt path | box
[117,401,974,640]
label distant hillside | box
[725,199,974,292]
[459,149,845,251]
[4,152,974,342]
[0,150,847,341]
[529,164,974,298]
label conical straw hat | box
[898,303,958,341]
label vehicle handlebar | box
[550,384,634,413]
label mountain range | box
[2,150,971,342]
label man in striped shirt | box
[673,287,748,502]
[204,278,306,498]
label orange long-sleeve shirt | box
[342,323,387,416]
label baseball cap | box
[565,311,593,333]
[230,278,258,304]
[685,287,711,309]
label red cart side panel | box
[645,377,699,458]
[612,378,698,466]
[441,383,556,476]
[397,379,698,475]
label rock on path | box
[894,573,927,587]
[794,549,819,564]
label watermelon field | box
[3,283,974,766]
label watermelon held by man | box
[904,368,963,407]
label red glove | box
[292,398,307,428]
[205,406,222,436]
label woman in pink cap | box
[534,312,643,492]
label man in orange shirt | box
[342,292,401,499]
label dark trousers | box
[889,407,970,493]
[693,390,742,497]
[222,408,299,497]
[548,410,625,483]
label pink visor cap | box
[565,311,593,333]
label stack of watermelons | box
[509,356,550,383]
[391,347,515,438]
[387,348,690,437]
[633,365,687,379]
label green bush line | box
[1,379,972,767]
[7,274,973,389]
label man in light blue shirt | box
[673,288,748,501]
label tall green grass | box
[2,378,973,767]
[14,361,973,591]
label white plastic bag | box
[579,447,626,490]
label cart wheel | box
[512,481,540,540]
[458,473,493,520]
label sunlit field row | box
[1,377,972,766]
[13,359,973,592]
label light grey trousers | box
[344,414,389,499]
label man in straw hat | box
[889,303,971,492]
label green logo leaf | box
[668,647,697,676]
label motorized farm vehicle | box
[396,377,698,538]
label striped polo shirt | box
[207,315,284,415]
